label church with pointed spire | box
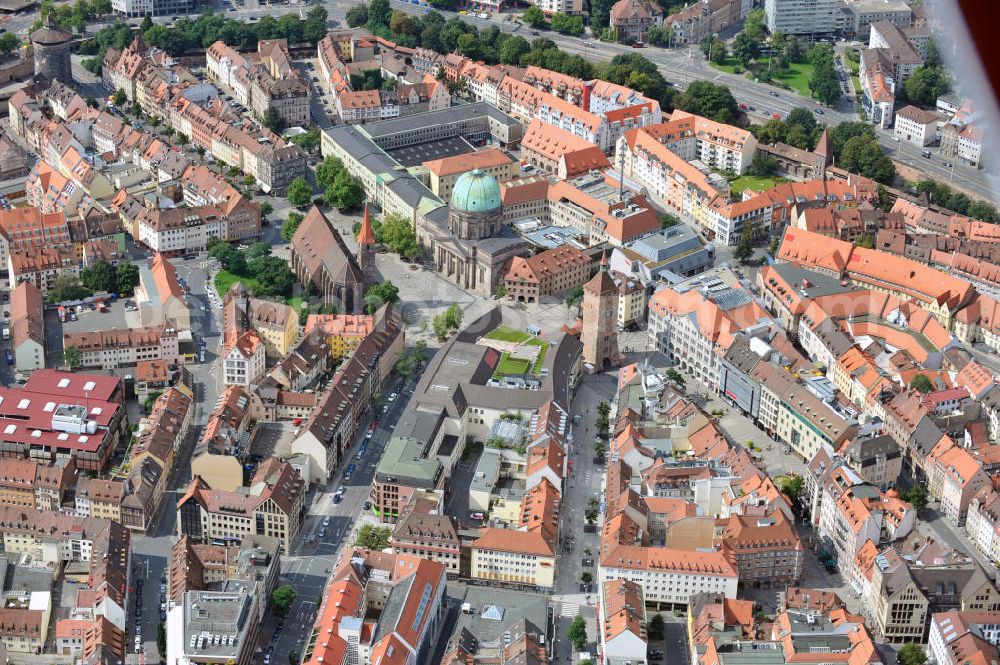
[357,203,377,286]
[581,253,620,371]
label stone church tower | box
[581,253,619,370]
[357,203,377,286]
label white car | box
[323,516,331,527]
[388,392,397,402]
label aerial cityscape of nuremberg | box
[0,0,996,663]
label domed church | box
[425,169,530,296]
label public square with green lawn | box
[710,57,815,98]
[730,174,791,193]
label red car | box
[739,103,748,110]
[772,113,781,120]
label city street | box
[260,371,415,663]
[553,371,618,661]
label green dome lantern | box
[450,169,502,213]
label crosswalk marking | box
[560,602,579,618]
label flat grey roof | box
[362,102,520,139]
[449,585,549,645]
[767,262,857,300]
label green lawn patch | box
[484,325,533,344]
[493,353,532,378]
[527,338,548,374]
[769,61,814,98]
[708,56,743,75]
[286,296,307,313]
[730,175,791,194]
[215,270,260,296]
[851,75,861,94]
[709,57,815,99]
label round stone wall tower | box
[30,15,73,85]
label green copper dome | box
[451,169,502,213]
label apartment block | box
[177,458,304,555]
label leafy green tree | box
[379,213,420,259]
[551,13,584,35]
[281,211,304,242]
[660,213,679,228]
[648,613,665,640]
[0,33,19,55]
[48,275,91,302]
[246,242,272,262]
[732,32,759,68]
[839,135,895,184]
[346,3,368,27]
[734,227,754,263]
[290,127,321,152]
[262,106,287,134]
[829,121,875,158]
[594,440,606,458]
[901,485,928,514]
[589,0,615,29]
[567,614,588,652]
[646,25,673,46]
[898,644,928,665]
[326,170,365,211]
[580,571,594,586]
[395,341,429,379]
[355,524,392,550]
[287,178,313,208]
[523,6,546,28]
[701,35,727,64]
[676,81,738,124]
[565,284,584,307]
[367,0,392,28]
[316,157,345,191]
[910,373,934,394]
[248,256,295,297]
[289,650,300,665]
[810,59,841,105]
[499,35,530,64]
[365,281,400,312]
[81,260,116,293]
[779,474,804,500]
[116,261,140,296]
[747,152,778,177]
[665,368,686,389]
[301,5,330,42]
[111,87,126,107]
[270,585,296,617]
[751,118,787,146]
[63,346,82,369]
[904,65,949,106]
[743,8,766,43]
[157,624,166,656]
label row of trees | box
[345,3,683,114]
[209,239,296,298]
[521,7,584,36]
[394,340,429,380]
[914,178,999,222]
[806,43,842,106]
[315,157,366,211]
[81,6,329,63]
[750,106,826,151]
[80,260,140,297]
[37,0,112,34]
